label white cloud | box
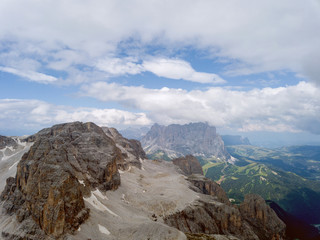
[0,0,319,84]
[142,58,225,84]
[96,57,143,75]
[0,99,151,134]
[81,81,320,134]
[0,66,57,83]
[95,57,225,84]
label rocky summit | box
[141,122,230,160]
[0,122,122,239]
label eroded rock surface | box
[0,122,122,239]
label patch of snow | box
[77,227,81,231]
[98,224,110,235]
[8,161,18,170]
[141,166,145,171]
[84,192,118,217]
[2,147,22,161]
[79,180,85,185]
[118,170,124,174]
[93,189,109,200]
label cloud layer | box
[0,99,151,134]
[81,81,320,134]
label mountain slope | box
[204,161,320,224]
[226,145,320,181]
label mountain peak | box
[141,122,229,160]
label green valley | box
[203,146,320,224]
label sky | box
[1,0,320,145]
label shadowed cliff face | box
[141,122,230,160]
[0,122,122,238]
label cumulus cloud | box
[0,99,151,134]
[0,0,319,83]
[81,81,320,134]
[0,66,57,83]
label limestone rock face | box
[102,127,146,170]
[0,122,121,239]
[239,194,286,240]
[172,155,203,175]
[141,122,230,159]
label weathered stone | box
[102,127,146,170]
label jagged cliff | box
[141,122,230,160]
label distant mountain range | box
[141,122,231,160]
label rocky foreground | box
[0,122,285,239]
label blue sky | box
[1,0,320,145]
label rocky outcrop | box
[141,122,230,160]
[0,122,122,239]
[239,194,286,240]
[102,127,146,170]
[187,175,230,205]
[172,155,203,175]
[164,191,286,240]
[164,196,259,240]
